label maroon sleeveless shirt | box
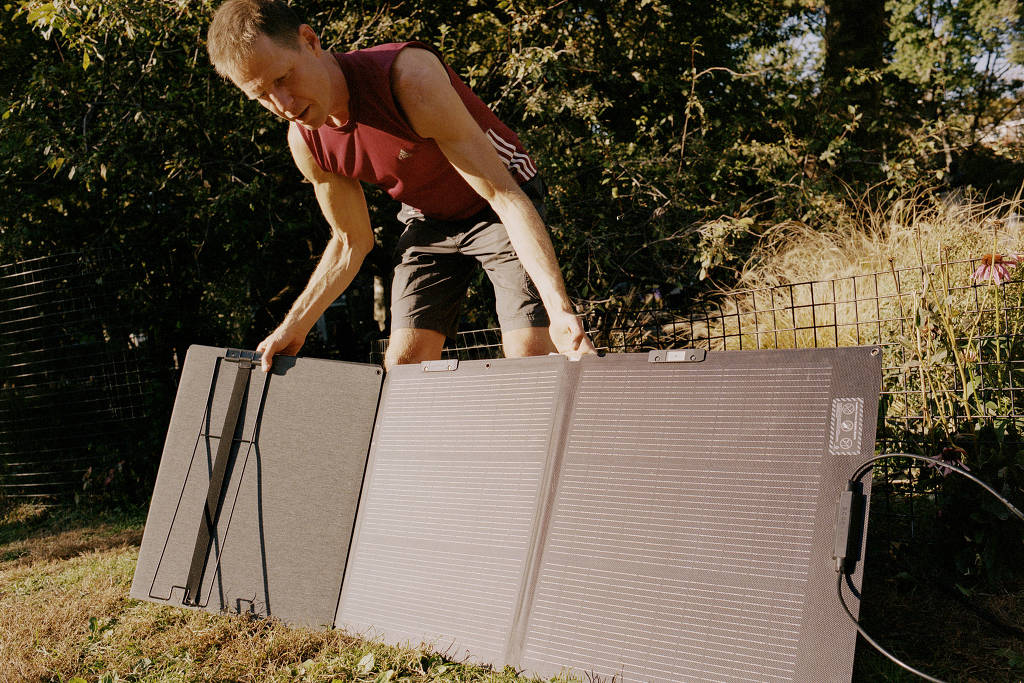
[295,42,537,221]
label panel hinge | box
[648,349,707,363]
[225,348,261,367]
[421,359,459,372]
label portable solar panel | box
[133,345,881,682]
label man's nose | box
[268,87,295,116]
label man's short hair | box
[207,0,303,77]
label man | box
[206,0,595,371]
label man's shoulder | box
[336,41,433,62]
[337,41,441,76]
[353,41,433,52]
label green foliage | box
[882,0,1024,190]
[890,258,1024,586]
[3,0,1023,338]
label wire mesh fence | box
[374,255,1024,548]
[5,245,1021,557]
[0,250,157,501]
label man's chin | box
[288,107,321,129]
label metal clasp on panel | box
[422,359,459,372]
[647,349,707,363]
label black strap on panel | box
[183,356,254,605]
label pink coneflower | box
[972,253,1020,285]
[929,446,969,477]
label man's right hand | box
[255,322,308,372]
[548,308,597,358]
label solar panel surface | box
[133,346,880,682]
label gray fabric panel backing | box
[517,348,880,682]
[335,355,569,665]
[129,345,383,627]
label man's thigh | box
[390,221,475,340]
[457,219,550,333]
[384,328,446,368]
[501,326,555,357]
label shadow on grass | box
[0,502,146,568]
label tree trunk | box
[823,0,887,157]
[824,0,886,115]
[824,0,886,79]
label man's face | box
[229,27,333,130]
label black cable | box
[850,453,1024,524]
[836,452,1024,683]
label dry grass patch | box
[0,547,137,680]
[736,192,1024,292]
[0,525,142,570]
[0,504,572,682]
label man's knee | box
[502,326,555,358]
[384,328,446,369]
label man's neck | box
[322,51,350,127]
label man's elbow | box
[488,184,531,217]
[330,231,375,262]
[350,234,375,260]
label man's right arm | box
[255,125,375,372]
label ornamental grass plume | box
[971,253,1020,285]
[682,190,1024,351]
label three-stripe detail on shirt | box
[486,129,537,181]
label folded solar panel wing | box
[130,345,383,627]
[335,355,571,663]
[337,347,881,682]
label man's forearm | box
[490,190,575,314]
[282,234,371,333]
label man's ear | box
[298,24,321,53]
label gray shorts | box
[391,177,550,339]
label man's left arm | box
[391,47,595,355]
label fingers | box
[566,317,596,355]
[256,325,307,372]
[577,334,598,354]
[256,337,278,373]
[550,313,598,357]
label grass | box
[1,502,1022,682]
[734,191,1023,295]
[0,503,585,683]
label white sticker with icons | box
[829,398,864,456]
